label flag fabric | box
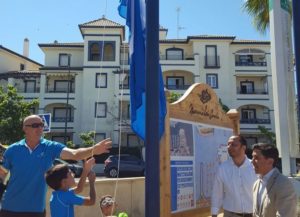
[118,0,166,140]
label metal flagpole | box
[293,0,300,122]
[145,0,160,216]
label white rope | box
[91,0,127,215]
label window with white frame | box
[59,54,71,67]
[95,102,107,118]
[206,74,218,88]
[96,73,107,88]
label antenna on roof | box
[176,7,185,39]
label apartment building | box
[0,17,274,148]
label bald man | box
[0,115,112,217]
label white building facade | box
[0,18,274,149]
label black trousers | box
[0,209,46,217]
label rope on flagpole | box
[92,1,127,215]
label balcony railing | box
[204,56,220,68]
[52,117,74,122]
[18,87,40,93]
[119,84,129,89]
[47,88,75,93]
[235,61,267,66]
[236,88,268,95]
[165,84,191,90]
[160,55,194,60]
[120,59,129,65]
[240,118,271,124]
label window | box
[166,76,184,89]
[95,133,106,142]
[24,80,36,93]
[95,102,107,118]
[53,107,73,122]
[59,54,71,67]
[103,42,115,61]
[206,74,218,88]
[240,81,254,94]
[90,43,100,61]
[205,45,219,67]
[54,80,73,93]
[166,48,183,60]
[241,109,256,120]
[20,64,25,70]
[96,73,107,88]
[127,134,140,147]
[119,74,129,89]
[88,41,115,61]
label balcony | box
[119,84,129,89]
[160,54,194,61]
[46,87,75,93]
[204,56,220,68]
[235,61,267,66]
[236,88,268,95]
[52,116,74,122]
[240,118,271,124]
[165,84,191,90]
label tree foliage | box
[167,92,182,103]
[258,125,276,145]
[243,0,292,34]
[0,85,39,145]
[79,131,96,147]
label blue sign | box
[39,113,51,133]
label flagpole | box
[293,0,300,117]
[145,0,160,216]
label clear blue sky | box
[0,0,269,64]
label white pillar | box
[269,0,299,175]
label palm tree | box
[243,0,292,34]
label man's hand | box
[88,171,96,183]
[93,138,112,155]
[83,157,95,173]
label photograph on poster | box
[170,121,194,157]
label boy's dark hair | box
[45,164,69,190]
[252,143,279,167]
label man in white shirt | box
[252,143,297,217]
[211,135,257,217]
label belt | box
[227,211,253,217]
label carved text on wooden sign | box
[189,104,220,120]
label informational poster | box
[170,118,232,213]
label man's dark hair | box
[237,135,247,147]
[252,143,279,167]
[45,164,69,190]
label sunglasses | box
[101,197,115,207]
[25,123,44,128]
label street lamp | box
[64,54,72,144]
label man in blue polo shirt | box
[0,115,112,217]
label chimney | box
[23,38,29,57]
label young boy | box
[100,195,128,217]
[46,157,96,217]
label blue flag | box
[118,0,166,140]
